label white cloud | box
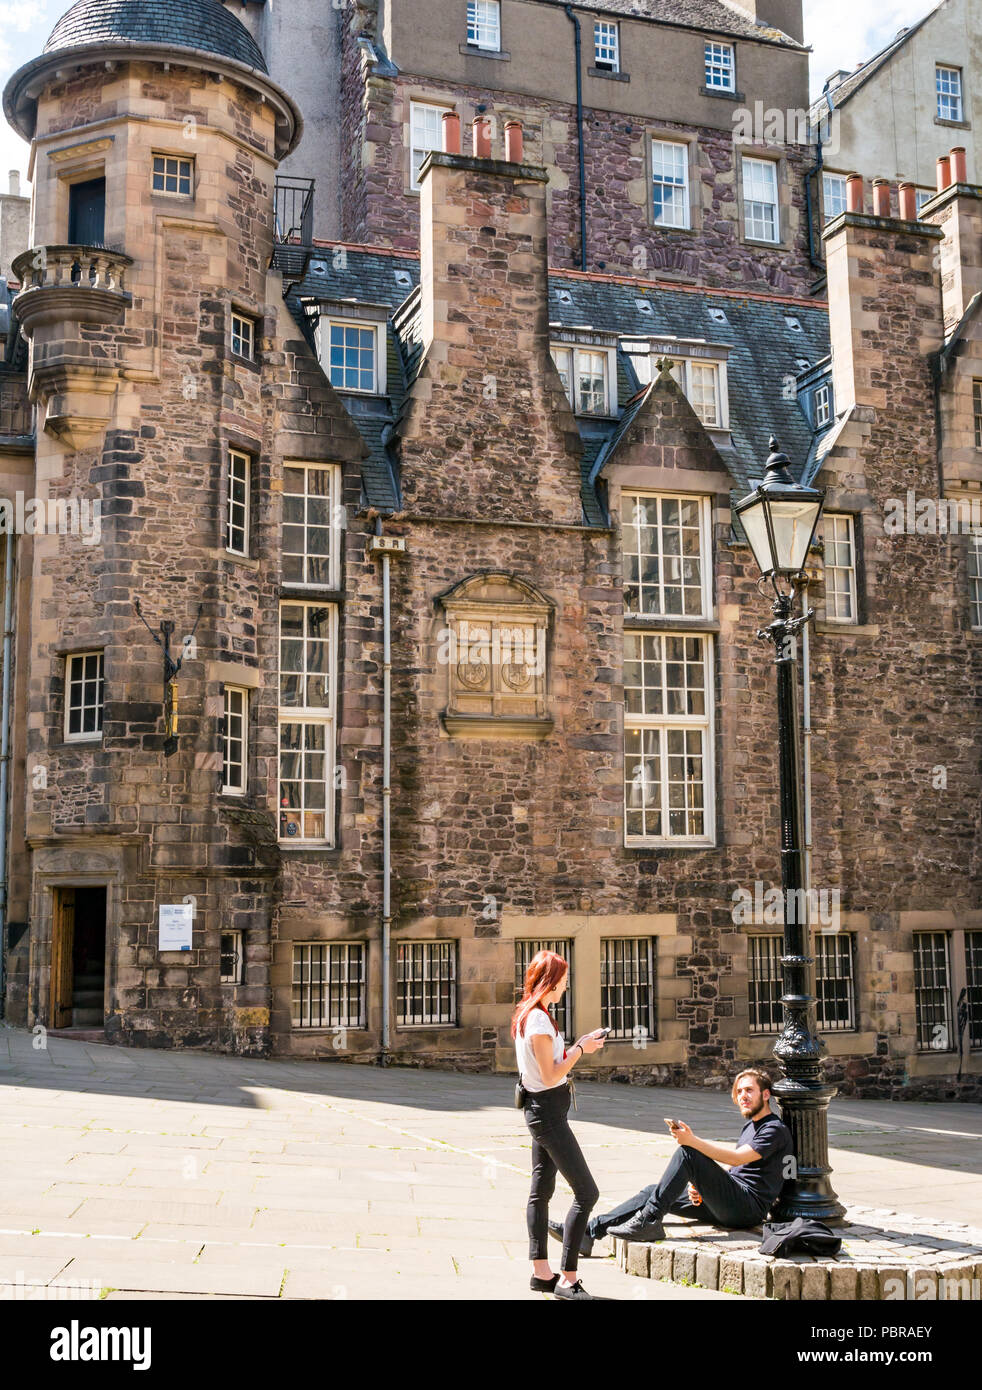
[804,0,939,97]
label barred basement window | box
[151,153,192,196]
[822,514,857,623]
[515,940,572,1037]
[966,933,982,1049]
[222,687,248,795]
[226,449,250,556]
[600,938,655,1042]
[743,157,780,243]
[397,941,457,1026]
[973,381,982,449]
[282,462,340,588]
[220,930,244,984]
[970,531,982,630]
[594,21,619,72]
[278,602,336,845]
[65,651,104,742]
[231,311,255,361]
[704,41,735,92]
[621,493,711,618]
[913,932,953,1052]
[814,933,856,1032]
[936,65,963,123]
[292,943,366,1029]
[748,935,783,1034]
[623,631,714,843]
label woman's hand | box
[576,1030,606,1055]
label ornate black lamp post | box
[735,439,845,1223]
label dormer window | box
[318,317,386,395]
[814,382,832,430]
[551,344,614,416]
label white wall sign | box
[158,903,194,952]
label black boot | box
[607,1210,665,1242]
[547,1217,594,1258]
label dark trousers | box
[524,1085,599,1274]
[590,1145,764,1238]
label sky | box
[0,0,945,198]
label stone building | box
[0,0,979,1099]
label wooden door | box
[67,178,106,246]
[50,888,76,1029]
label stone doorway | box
[49,886,107,1031]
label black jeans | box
[524,1085,599,1274]
[590,1145,765,1238]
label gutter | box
[805,83,835,272]
[563,5,588,272]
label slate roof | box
[44,0,268,72]
[285,245,831,519]
[537,0,804,46]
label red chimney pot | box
[504,121,523,165]
[937,155,952,192]
[472,116,492,159]
[872,178,891,217]
[898,182,917,220]
[846,173,864,213]
[950,146,968,184]
[441,111,461,155]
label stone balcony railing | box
[9,245,133,449]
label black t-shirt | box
[729,1113,793,1213]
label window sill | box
[63,735,103,746]
[231,354,260,375]
[459,43,510,60]
[278,841,336,851]
[935,116,970,130]
[624,616,720,633]
[588,66,630,82]
[742,236,785,250]
[814,620,880,637]
[291,1025,368,1034]
[396,1024,459,1031]
[442,713,554,739]
[625,839,717,851]
[700,86,744,102]
[650,222,696,236]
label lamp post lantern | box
[735,438,845,1223]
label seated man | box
[551,1067,793,1252]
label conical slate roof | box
[44,0,267,73]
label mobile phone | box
[594,1026,612,1038]
[664,1117,682,1130]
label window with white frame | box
[687,360,722,427]
[551,345,612,415]
[966,932,982,1049]
[278,602,336,844]
[814,382,832,430]
[622,339,653,386]
[916,188,934,214]
[822,172,847,222]
[292,942,366,1029]
[282,462,340,588]
[152,153,192,196]
[220,930,244,984]
[223,686,248,795]
[814,933,856,1031]
[969,530,982,630]
[621,493,710,617]
[913,932,953,1051]
[600,938,655,1041]
[974,380,982,449]
[397,941,457,1025]
[651,139,690,229]
[594,20,619,71]
[743,157,780,243]
[231,311,255,361]
[226,449,250,556]
[748,935,783,1034]
[515,940,572,1037]
[65,651,104,742]
[325,321,379,394]
[466,0,500,50]
[704,41,735,92]
[623,631,713,842]
[822,514,857,623]
[410,102,445,190]
[936,65,963,122]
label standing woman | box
[514,948,605,1300]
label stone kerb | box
[614,1205,982,1300]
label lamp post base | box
[770,1075,847,1224]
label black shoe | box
[547,1218,595,1258]
[530,1272,559,1293]
[555,1278,595,1301]
[607,1212,665,1242]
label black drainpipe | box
[806,83,835,272]
[564,4,588,271]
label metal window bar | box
[220,931,243,984]
[966,932,982,1049]
[397,941,457,1026]
[292,943,365,1029]
[814,933,856,1032]
[272,178,315,279]
[514,940,572,1038]
[748,935,784,1034]
[600,938,655,1042]
[913,933,953,1052]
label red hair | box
[511,949,568,1039]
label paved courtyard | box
[0,1025,979,1301]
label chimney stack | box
[8,170,20,197]
[920,149,982,336]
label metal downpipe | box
[0,532,15,1014]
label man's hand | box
[687,1183,702,1206]
[671,1120,695,1146]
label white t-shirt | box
[515,1007,567,1093]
